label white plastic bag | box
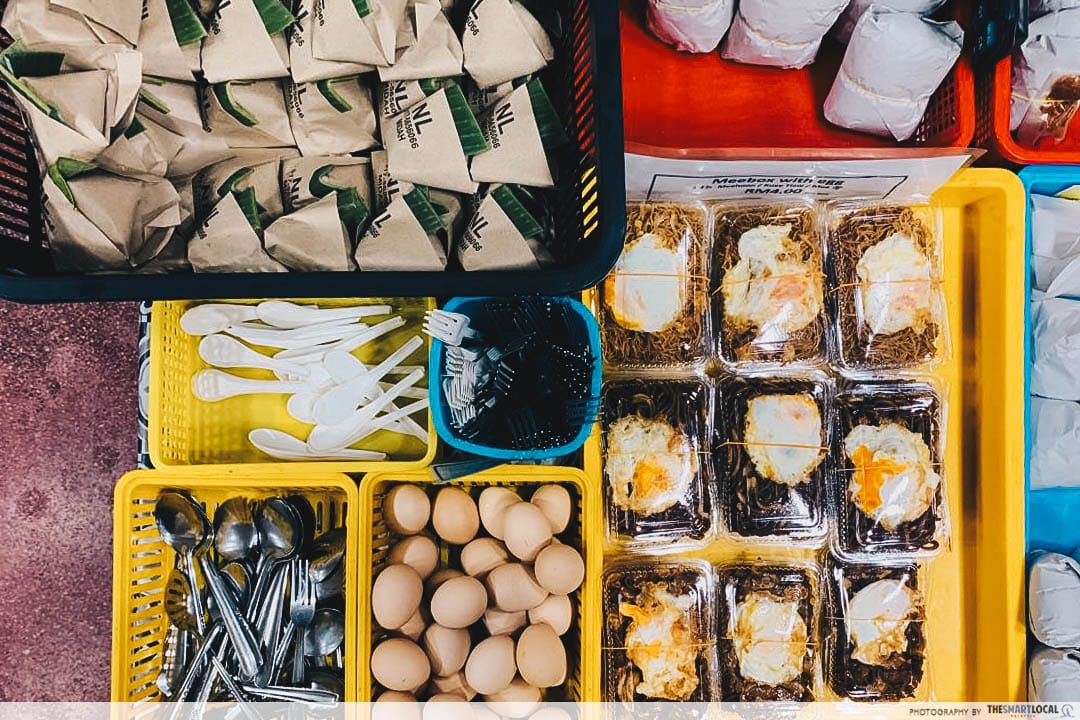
[721,0,849,69]
[646,0,735,54]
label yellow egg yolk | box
[851,446,909,515]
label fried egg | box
[848,579,921,667]
[722,224,822,343]
[605,232,686,333]
[607,415,696,516]
[844,422,940,532]
[744,394,825,486]
[620,582,701,700]
[733,592,808,686]
[855,232,936,337]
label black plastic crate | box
[0,0,624,301]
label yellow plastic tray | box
[148,298,438,472]
[110,469,360,703]
[583,168,1028,701]
[358,467,603,701]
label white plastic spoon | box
[313,336,424,426]
[199,335,312,378]
[256,301,393,329]
[308,398,429,454]
[322,350,423,383]
[192,370,310,402]
[286,382,426,425]
[307,370,424,452]
[180,304,258,336]
[224,321,364,350]
[248,429,387,461]
[274,317,405,364]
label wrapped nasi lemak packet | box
[646,0,734,54]
[1033,193,1080,296]
[1030,396,1080,489]
[1032,0,1080,18]
[1011,8,1080,145]
[464,75,527,116]
[355,185,447,269]
[378,77,452,119]
[138,0,205,80]
[288,0,376,83]
[833,0,947,44]
[721,0,850,69]
[385,84,488,194]
[201,0,294,82]
[0,42,142,166]
[281,155,373,213]
[457,183,552,270]
[41,158,182,271]
[1029,646,1080,702]
[202,80,297,148]
[195,148,298,228]
[138,179,195,273]
[1029,552,1080,647]
[1032,296,1080,401]
[265,188,368,271]
[462,0,554,88]
[311,0,408,67]
[470,78,567,188]
[824,8,963,141]
[189,186,287,272]
[2,0,120,46]
[285,76,378,155]
[378,0,463,81]
[371,148,464,238]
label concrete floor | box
[0,300,140,701]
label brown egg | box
[486,563,549,612]
[482,677,541,718]
[425,568,464,600]
[528,594,573,636]
[478,486,520,540]
[501,502,553,561]
[432,487,480,545]
[422,624,471,676]
[483,607,527,636]
[373,564,423,630]
[384,484,431,535]
[464,635,517,695]
[516,623,567,688]
[428,671,477,700]
[530,485,572,533]
[398,608,427,641]
[460,538,509,578]
[423,694,475,720]
[373,691,420,720]
[372,638,430,692]
[430,576,487,628]
[533,543,584,595]
[389,535,440,579]
[530,709,573,720]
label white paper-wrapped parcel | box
[457,184,551,270]
[1029,646,1080,701]
[188,190,287,272]
[1033,193,1080,296]
[464,77,522,116]
[379,78,451,119]
[834,0,946,44]
[42,163,182,271]
[470,79,566,187]
[824,9,963,140]
[462,0,554,88]
[646,0,734,53]
[201,0,293,82]
[378,1,463,81]
[285,76,378,155]
[265,191,359,271]
[0,42,142,166]
[1029,552,1080,647]
[138,0,204,80]
[288,0,375,82]
[281,155,372,213]
[203,81,296,148]
[355,187,447,269]
[2,0,119,46]
[1011,8,1080,146]
[721,0,849,69]
[1031,0,1080,20]
[195,148,298,228]
[312,0,408,67]
[1030,396,1080,489]
[1032,296,1080,401]
[385,85,487,193]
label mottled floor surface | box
[0,300,140,701]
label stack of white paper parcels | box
[1028,552,1080,700]
[1030,191,1080,490]
[0,0,565,274]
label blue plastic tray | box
[1020,166,1080,553]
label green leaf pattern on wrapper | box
[491,183,542,239]
[526,77,568,150]
[212,82,260,127]
[445,84,490,157]
[253,0,297,35]
[47,158,97,207]
[403,186,445,235]
[124,116,147,138]
[216,167,256,197]
[0,44,66,122]
[336,186,370,233]
[316,77,359,113]
[233,186,262,230]
[419,77,452,96]
[138,87,171,114]
[165,0,208,45]
[351,0,373,18]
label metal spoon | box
[315,563,344,602]
[305,608,345,660]
[285,494,318,555]
[249,498,302,612]
[309,528,346,584]
[214,497,260,564]
[221,561,251,609]
[154,491,209,635]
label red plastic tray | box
[621,0,975,151]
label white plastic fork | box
[423,309,481,346]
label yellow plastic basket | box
[110,469,360,703]
[148,298,438,472]
[584,168,1028,701]
[358,467,603,701]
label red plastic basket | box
[976,56,1080,166]
[621,0,975,151]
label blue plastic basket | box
[1020,166,1080,554]
[428,296,601,460]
